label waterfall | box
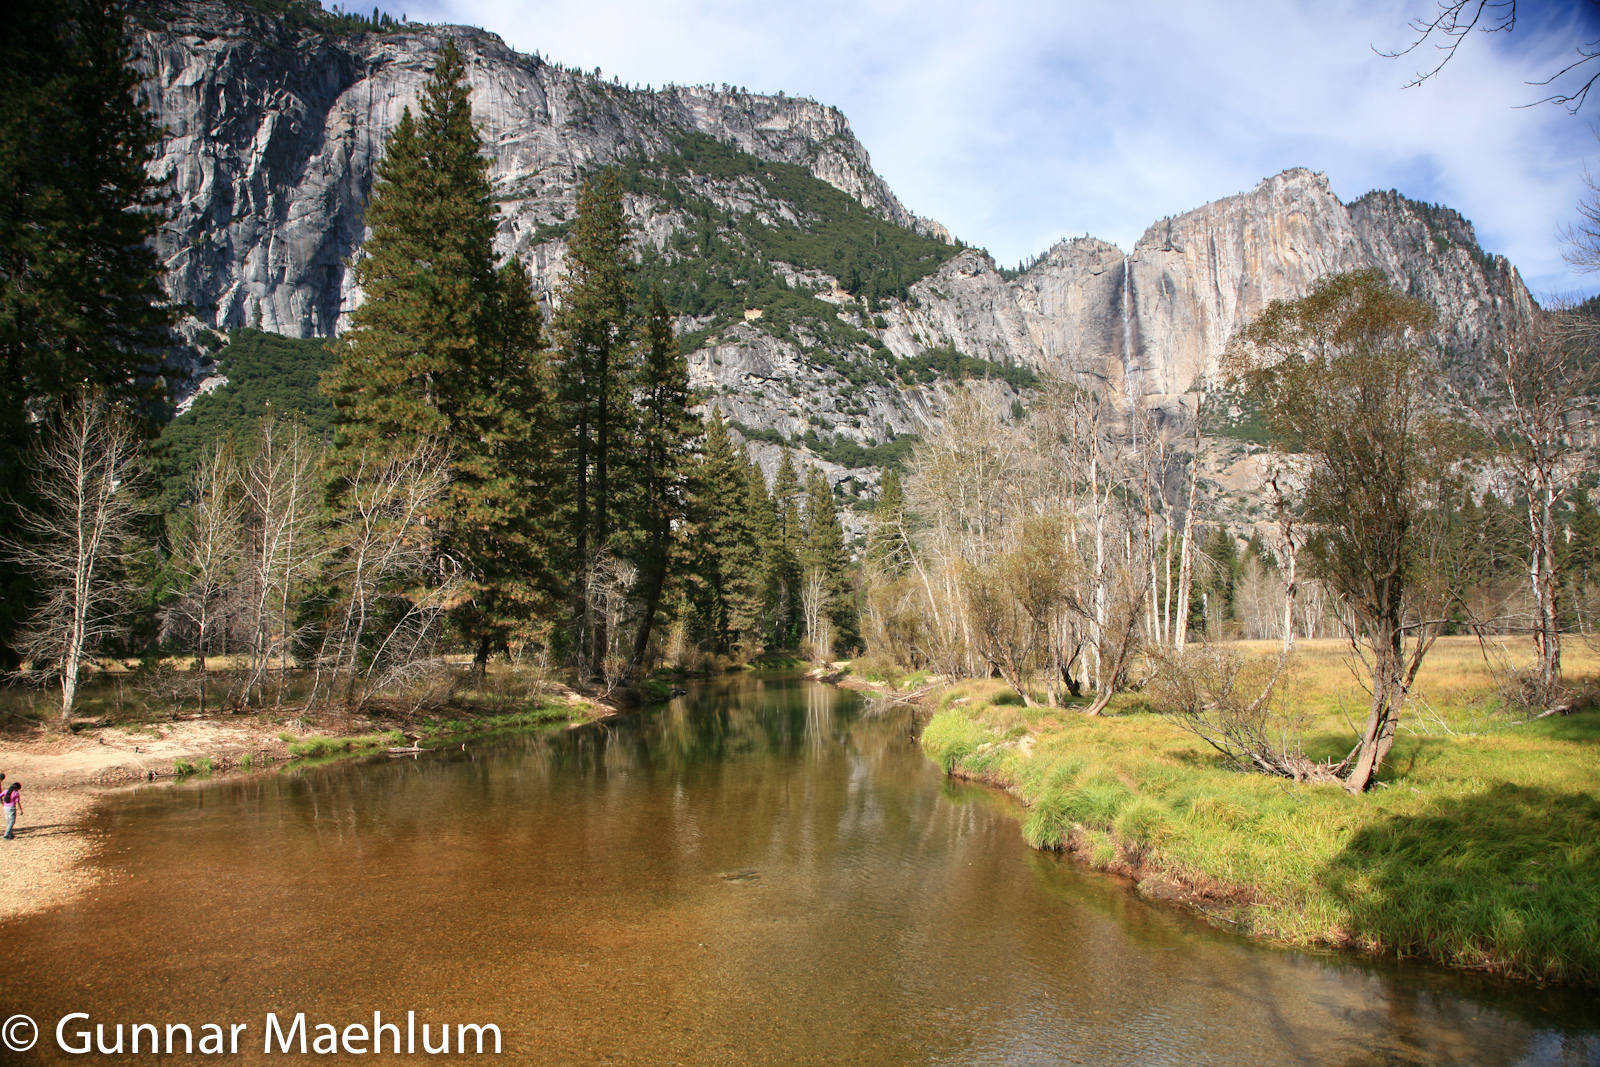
[1121,257,1140,395]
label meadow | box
[917,636,1600,985]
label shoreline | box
[819,667,1600,988]
[0,789,106,923]
[0,685,618,924]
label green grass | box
[639,679,676,702]
[287,732,402,759]
[919,654,1600,985]
[416,702,573,739]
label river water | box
[1,673,1595,1065]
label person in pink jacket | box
[2,783,23,839]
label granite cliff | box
[134,0,1535,485]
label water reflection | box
[0,673,1594,1066]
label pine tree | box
[765,453,803,648]
[323,40,553,662]
[552,167,636,675]
[455,257,563,660]
[799,465,851,653]
[741,455,780,651]
[623,287,697,671]
[867,468,910,578]
[800,467,848,584]
[326,40,497,454]
[0,0,175,661]
[1566,491,1600,588]
[685,410,759,654]
[1199,526,1238,632]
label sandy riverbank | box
[0,717,305,923]
[0,789,104,923]
[0,685,616,924]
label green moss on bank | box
[920,685,1600,986]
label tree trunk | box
[628,546,667,681]
[1530,481,1561,703]
[1173,457,1200,651]
[1344,622,1405,792]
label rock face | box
[885,170,1533,407]
[134,0,938,339]
[136,1,1534,460]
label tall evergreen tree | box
[624,286,697,672]
[458,257,563,660]
[685,410,759,654]
[800,466,848,587]
[765,453,803,648]
[1199,526,1238,632]
[324,40,554,661]
[326,40,497,453]
[0,0,175,660]
[1565,491,1600,590]
[799,464,852,650]
[552,167,636,675]
[742,455,780,651]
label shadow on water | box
[0,671,1594,1066]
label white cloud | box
[366,0,1600,297]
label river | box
[1,672,1595,1065]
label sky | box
[334,0,1600,300]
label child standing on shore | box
[2,783,21,839]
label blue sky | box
[335,0,1600,300]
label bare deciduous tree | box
[1470,309,1599,707]
[1150,641,1325,780]
[800,565,832,661]
[1380,1,1600,112]
[313,442,455,710]
[239,416,322,705]
[5,393,141,720]
[164,441,245,713]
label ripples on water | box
[1,673,1595,1066]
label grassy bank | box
[915,637,1600,985]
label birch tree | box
[239,416,322,705]
[165,441,244,713]
[314,442,454,709]
[1472,309,1598,707]
[5,393,141,720]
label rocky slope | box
[135,0,1535,486]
